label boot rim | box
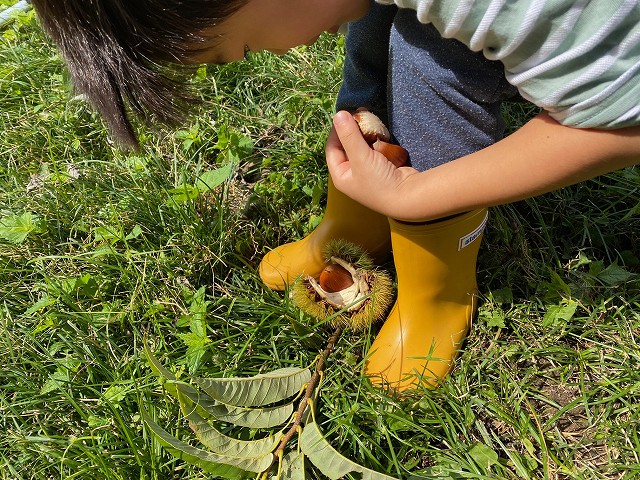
[388,208,489,234]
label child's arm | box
[326,110,640,222]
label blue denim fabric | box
[337,3,518,172]
[336,1,396,126]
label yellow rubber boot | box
[365,208,489,391]
[259,178,392,291]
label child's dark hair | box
[31,0,246,148]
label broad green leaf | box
[93,225,123,244]
[542,301,578,327]
[40,358,81,394]
[40,366,69,395]
[176,382,294,428]
[177,331,211,374]
[569,252,591,270]
[194,367,311,407]
[596,264,634,286]
[141,410,272,477]
[195,163,234,192]
[189,411,279,457]
[488,287,513,304]
[479,307,505,329]
[468,442,499,470]
[166,184,199,205]
[124,224,143,240]
[31,316,56,335]
[299,421,398,480]
[101,384,127,408]
[276,450,307,480]
[0,211,39,244]
[545,269,571,296]
[177,390,279,458]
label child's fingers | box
[325,124,344,160]
[331,110,372,165]
[325,124,352,180]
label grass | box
[1,5,640,480]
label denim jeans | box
[337,2,518,172]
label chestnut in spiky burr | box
[291,239,393,332]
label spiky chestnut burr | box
[290,239,393,332]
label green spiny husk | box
[320,238,375,270]
[290,240,393,331]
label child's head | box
[31,0,369,148]
[32,0,247,148]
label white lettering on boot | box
[457,211,489,251]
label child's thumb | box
[332,110,371,163]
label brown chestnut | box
[373,140,409,168]
[352,109,409,167]
[319,263,354,293]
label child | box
[32,0,640,391]
[322,0,640,391]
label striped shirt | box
[376,0,640,129]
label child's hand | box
[326,110,420,219]
[328,110,640,223]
